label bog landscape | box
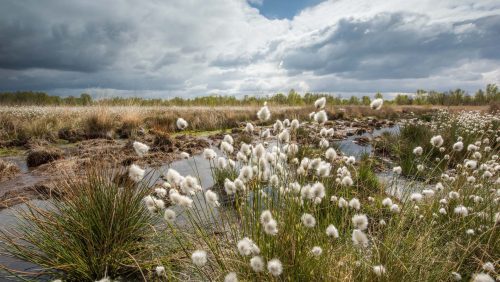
[0,1,499,281]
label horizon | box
[1,0,499,98]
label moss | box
[0,147,24,157]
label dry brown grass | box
[0,104,481,147]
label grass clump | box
[0,167,158,281]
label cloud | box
[0,0,499,97]
[281,13,500,80]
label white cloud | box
[0,0,499,97]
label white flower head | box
[155,266,165,276]
[352,229,369,247]
[129,164,145,182]
[205,190,220,207]
[413,146,423,156]
[250,256,265,272]
[164,209,176,223]
[176,118,188,130]
[267,259,283,276]
[257,105,271,122]
[203,148,217,160]
[224,272,238,282]
[430,135,444,147]
[352,214,368,230]
[314,110,328,124]
[393,166,402,174]
[370,98,383,110]
[373,265,386,276]
[471,273,494,282]
[191,250,207,267]
[326,224,339,238]
[133,141,150,157]
[301,213,316,228]
[237,237,260,256]
[311,246,323,256]
[315,97,326,109]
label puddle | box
[335,125,399,158]
[0,200,52,281]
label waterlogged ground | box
[0,122,404,277]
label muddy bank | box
[0,118,398,210]
[0,134,211,210]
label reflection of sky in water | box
[335,126,400,158]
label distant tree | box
[80,93,93,105]
[375,92,383,99]
[361,96,371,105]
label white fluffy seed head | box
[352,214,368,230]
[314,110,328,124]
[191,250,207,267]
[176,118,188,130]
[471,273,494,282]
[413,146,423,156]
[352,229,369,247]
[128,164,145,182]
[311,246,322,256]
[224,272,238,282]
[267,259,283,276]
[301,213,316,228]
[315,97,326,109]
[370,98,384,110]
[326,224,339,238]
[430,135,444,147]
[250,256,265,272]
[257,105,271,122]
[373,265,386,276]
[133,141,150,157]
[164,209,176,223]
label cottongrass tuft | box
[471,273,494,282]
[164,209,176,223]
[482,262,495,272]
[237,237,260,256]
[205,190,220,207]
[128,164,145,182]
[314,110,328,124]
[257,105,271,122]
[176,118,188,130]
[301,213,316,228]
[372,265,386,276]
[451,271,462,281]
[311,246,323,256]
[326,224,339,238]
[155,266,165,276]
[267,259,283,276]
[393,166,402,174]
[250,256,265,272]
[314,97,326,109]
[430,135,444,147]
[224,272,238,282]
[370,98,383,110]
[413,146,423,156]
[132,141,150,157]
[352,229,369,247]
[454,205,469,217]
[191,250,207,267]
[352,214,368,230]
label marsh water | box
[0,125,403,278]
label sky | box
[0,0,499,99]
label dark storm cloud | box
[282,13,500,80]
[0,2,134,72]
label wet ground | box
[0,119,400,279]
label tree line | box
[0,84,498,106]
